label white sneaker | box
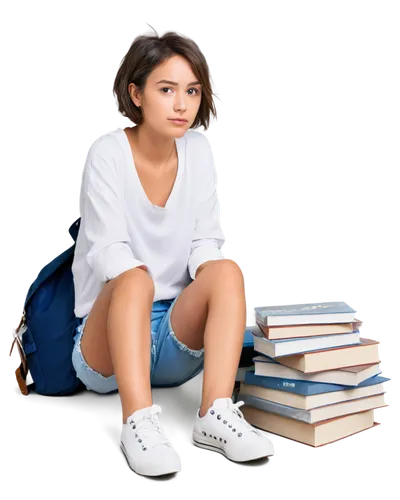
[192,397,274,462]
[120,404,181,476]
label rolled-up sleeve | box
[83,148,146,283]
[187,136,226,280]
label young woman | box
[71,29,274,477]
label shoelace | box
[130,407,172,450]
[224,400,262,435]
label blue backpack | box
[9,217,86,396]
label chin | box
[178,130,188,139]
[169,128,188,138]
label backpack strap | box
[7,315,29,397]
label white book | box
[249,326,361,358]
[252,355,382,386]
[252,299,358,326]
[241,407,379,447]
[239,381,386,411]
[238,392,386,424]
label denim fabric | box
[71,290,204,394]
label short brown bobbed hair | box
[113,25,218,130]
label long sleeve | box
[187,136,226,281]
[82,146,146,283]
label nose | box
[174,91,188,112]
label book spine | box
[239,393,312,423]
[254,364,359,386]
[246,372,313,395]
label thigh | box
[72,314,119,394]
[168,274,212,351]
[79,279,117,379]
[79,267,152,379]
[167,260,242,351]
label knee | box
[112,266,155,298]
[212,259,244,281]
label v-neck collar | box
[117,127,185,211]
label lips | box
[169,118,187,122]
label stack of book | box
[233,301,390,447]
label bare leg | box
[171,259,276,467]
[169,259,246,418]
[80,267,154,424]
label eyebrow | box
[156,79,202,87]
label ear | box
[128,83,141,108]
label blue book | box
[254,301,356,326]
[249,324,361,357]
[252,353,382,386]
[243,329,254,347]
[243,369,391,396]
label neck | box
[128,125,176,170]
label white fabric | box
[72,127,225,318]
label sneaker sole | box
[192,435,274,462]
[120,441,181,476]
[118,446,181,483]
[192,438,274,469]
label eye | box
[160,87,200,95]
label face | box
[129,55,202,137]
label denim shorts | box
[71,291,205,394]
